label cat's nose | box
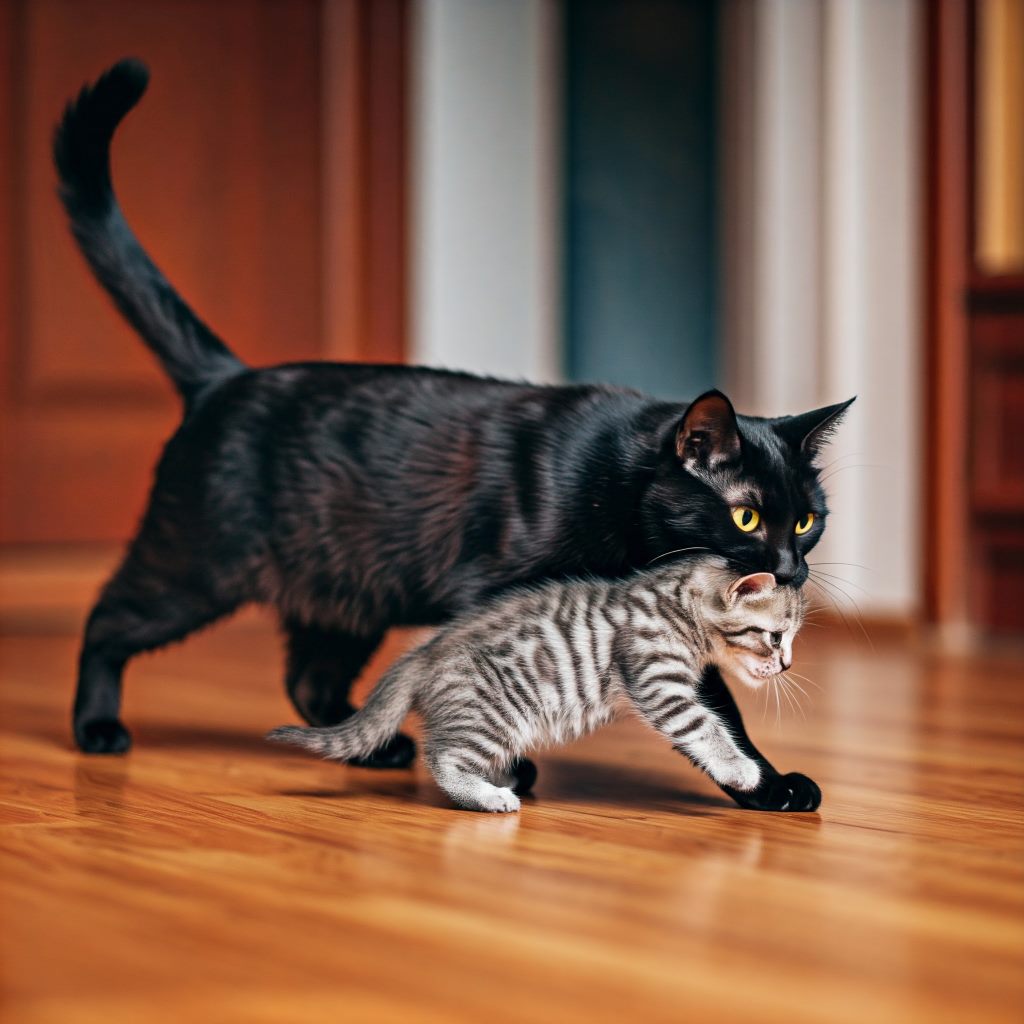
[781,654,792,671]
[773,547,800,583]
[774,559,807,586]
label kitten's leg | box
[698,666,821,812]
[283,622,415,769]
[630,687,762,793]
[427,746,521,813]
[625,664,819,812]
[74,557,237,754]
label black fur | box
[54,59,243,405]
[56,61,853,771]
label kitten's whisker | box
[777,676,799,718]
[782,673,812,700]
[784,669,820,692]
[779,675,806,719]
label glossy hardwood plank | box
[1,615,1022,1023]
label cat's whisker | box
[804,577,861,644]
[646,546,713,567]
[804,577,842,618]
[809,568,871,597]
[807,572,875,653]
[808,561,874,572]
[816,450,868,472]
[818,462,885,485]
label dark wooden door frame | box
[925,0,1024,632]
[923,0,971,626]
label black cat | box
[55,61,852,806]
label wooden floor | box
[2,607,1023,1023]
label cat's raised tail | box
[53,59,245,408]
[268,650,421,761]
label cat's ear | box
[726,572,777,606]
[675,390,742,470]
[775,397,856,460]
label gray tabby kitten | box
[269,556,819,814]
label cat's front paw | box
[726,771,821,812]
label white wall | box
[410,0,560,382]
[722,0,922,617]
[411,0,921,616]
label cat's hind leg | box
[507,757,538,795]
[428,748,521,813]
[282,621,415,769]
[74,553,237,753]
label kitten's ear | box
[726,572,777,606]
[776,397,856,460]
[676,390,742,470]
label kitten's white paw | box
[476,787,521,813]
[720,759,761,792]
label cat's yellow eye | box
[795,513,815,535]
[731,507,760,533]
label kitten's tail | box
[53,59,245,408]
[268,651,421,761]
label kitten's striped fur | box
[269,556,804,813]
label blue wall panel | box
[564,0,718,399]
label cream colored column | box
[721,0,922,616]
[410,0,561,382]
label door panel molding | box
[0,0,409,545]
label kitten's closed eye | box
[722,628,772,657]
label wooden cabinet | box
[967,279,1024,631]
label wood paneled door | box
[0,0,407,546]
[925,0,1024,634]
